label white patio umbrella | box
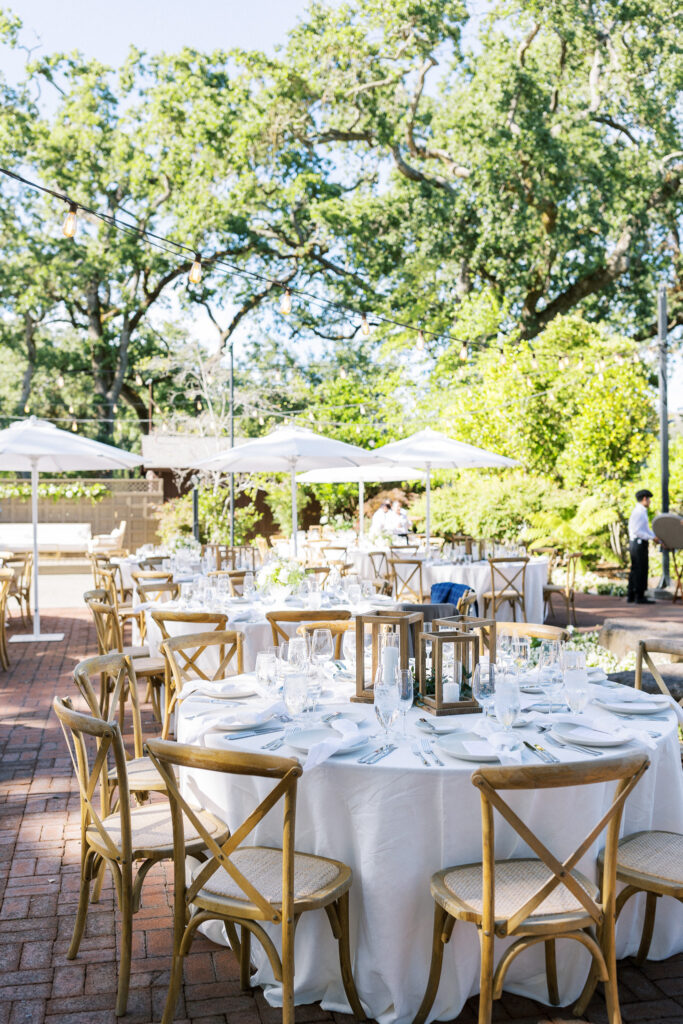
[372,428,519,546]
[195,425,385,555]
[297,463,426,537]
[0,417,143,642]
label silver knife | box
[367,744,397,764]
[225,726,284,741]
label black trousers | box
[628,539,649,600]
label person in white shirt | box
[391,500,412,539]
[371,500,392,535]
[627,489,657,604]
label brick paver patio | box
[1,603,682,1024]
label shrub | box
[156,486,261,546]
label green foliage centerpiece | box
[256,558,305,602]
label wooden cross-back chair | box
[86,600,165,719]
[390,543,419,558]
[145,737,367,1024]
[450,534,474,555]
[73,651,168,800]
[496,621,569,643]
[53,697,227,1018]
[151,610,229,730]
[634,637,683,761]
[322,545,348,565]
[265,609,352,650]
[413,753,650,1024]
[0,568,13,670]
[295,619,353,659]
[389,558,424,602]
[97,565,140,639]
[136,581,180,641]
[5,552,32,623]
[160,629,244,739]
[367,551,392,594]
[207,568,248,596]
[132,569,173,588]
[482,557,528,622]
[305,565,330,587]
[543,551,581,626]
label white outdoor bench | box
[0,522,93,555]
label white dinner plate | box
[520,684,544,695]
[186,686,258,701]
[435,730,500,763]
[220,714,275,732]
[594,698,668,716]
[284,727,369,755]
[550,722,632,748]
[414,719,462,735]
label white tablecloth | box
[347,552,548,623]
[178,687,683,1024]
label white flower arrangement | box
[256,558,305,590]
[168,535,201,555]
[563,627,636,672]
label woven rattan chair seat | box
[440,858,599,921]
[600,830,683,889]
[107,756,170,791]
[87,803,226,857]
[192,845,348,907]
[123,644,150,658]
[130,656,165,677]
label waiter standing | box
[627,489,656,604]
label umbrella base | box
[10,633,64,644]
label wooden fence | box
[0,478,163,550]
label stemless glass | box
[473,661,496,718]
[563,649,590,713]
[538,640,562,714]
[255,650,277,692]
[283,672,308,724]
[374,680,400,743]
[288,636,309,670]
[395,668,414,737]
[493,674,521,732]
[342,628,356,670]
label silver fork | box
[421,737,444,766]
[411,741,430,766]
[262,736,287,751]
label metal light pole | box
[229,340,235,546]
[658,285,670,589]
[191,474,200,543]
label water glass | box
[342,628,356,670]
[562,649,590,713]
[243,572,256,600]
[374,680,400,741]
[255,649,277,692]
[473,661,496,717]
[283,672,308,723]
[493,675,521,731]
[311,628,334,673]
[347,584,362,606]
[288,636,309,670]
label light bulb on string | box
[577,356,584,371]
[135,374,143,387]
[71,420,78,432]
[416,330,425,352]
[339,367,347,379]
[68,405,74,414]
[280,288,292,315]
[359,404,365,415]
[530,349,538,370]
[196,399,202,411]
[459,342,468,361]
[189,253,202,285]
[258,415,265,426]
[112,403,118,413]
[57,374,65,389]
[62,203,78,238]
[498,347,506,365]
[361,313,370,337]
[23,403,29,413]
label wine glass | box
[395,668,414,737]
[283,672,308,725]
[342,628,356,670]
[493,675,521,732]
[538,640,562,714]
[288,636,309,670]
[243,572,256,600]
[311,628,334,676]
[563,649,590,714]
[473,661,496,718]
[374,680,400,744]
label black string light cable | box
[0,165,490,352]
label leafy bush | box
[156,486,261,546]
[0,481,110,503]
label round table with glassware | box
[175,664,683,1024]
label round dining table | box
[176,678,683,1024]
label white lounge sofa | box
[0,522,93,554]
[87,520,127,555]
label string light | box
[416,330,425,352]
[71,420,78,432]
[135,373,143,386]
[112,403,118,412]
[361,314,370,337]
[68,404,74,414]
[280,288,292,315]
[189,253,202,285]
[530,350,538,370]
[459,342,468,361]
[57,374,65,389]
[62,203,77,238]
[196,399,202,411]
[577,355,584,371]
[498,347,506,365]
[23,403,29,413]
[339,367,347,379]
[258,415,265,425]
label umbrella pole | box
[425,466,431,549]
[291,466,298,557]
[359,481,364,538]
[9,458,63,643]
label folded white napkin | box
[228,608,257,623]
[471,719,523,763]
[302,719,361,771]
[183,701,286,744]
[551,713,657,749]
[178,675,254,701]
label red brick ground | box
[1,605,682,1024]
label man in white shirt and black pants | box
[627,489,657,604]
